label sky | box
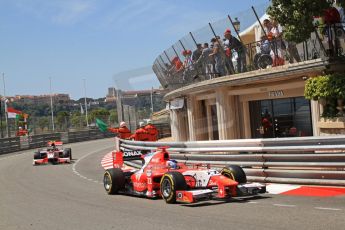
[0,0,269,100]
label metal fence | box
[117,136,345,186]
[152,3,345,90]
[0,129,114,155]
[0,114,118,139]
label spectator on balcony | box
[263,18,299,65]
[209,37,226,77]
[263,13,298,63]
[167,56,183,80]
[169,56,183,74]
[263,19,272,34]
[195,42,214,79]
[254,35,273,69]
[223,28,246,73]
[192,44,203,76]
[269,19,286,66]
[182,50,193,69]
[192,44,203,62]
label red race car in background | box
[33,141,72,165]
[103,147,266,203]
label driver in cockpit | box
[50,142,58,151]
[166,159,179,169]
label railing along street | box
[117,136,345,186]
[0,129,114,155]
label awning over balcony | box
[239,13,269,45]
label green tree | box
[38,117,49,131]
[70,111,83,129]
[56,111,70,131]
[109,109,118,126]
[88,108,110,124]
[267,0,331,43]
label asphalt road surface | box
[1,138,344,230]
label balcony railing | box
[152,5,345,91]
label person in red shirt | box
[171,56,183,72]
[108,121,132,139]
[16,127,28,136]
[144,120,159,141]
[129,122,150,141]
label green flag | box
[96,118,108,132]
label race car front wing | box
[175,182,266,203]
[33,157,71,165]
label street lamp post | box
[49,77,55,132]
[0,101,3,138]
[83,79,89,127]
[150,86,154,117]
[3,73,10,137]
[233,17,241,32]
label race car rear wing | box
[114,137,146,161]
[113,149,145,168]
[121,148,144,161]
[48,141,63,146]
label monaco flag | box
[7,107,22,119]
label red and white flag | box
[7,107,22,119]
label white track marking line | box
[315,207,342,211]
[273,204,296,208]
[72,146,112,184]
[247,201,259,204]
[266,184,301,194]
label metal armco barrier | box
[0,129,114,155]
[117,136,345,186]
[0,137,20,154]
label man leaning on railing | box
[223,28,247,73]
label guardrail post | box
[60,132,69,143]
[20,136,29,150]
[115,137,120,151]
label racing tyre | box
[63,148,72,160]
[221,165,247,184]
[34,152,41,159]
[160,172,187,204]
[103,168,125,195]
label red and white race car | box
[103,147,266,203]
[33,141,72,165]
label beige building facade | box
[166,59,343,141]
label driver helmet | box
[166,159,178,169]
[50,142,56,150]
[120,121,127,128]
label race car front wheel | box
[33,152,41,159]
[103,168,125,195]
[221,165,247,184]
[63,148,72,160]
[160,172,187,204]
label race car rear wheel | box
[160,172,187,204]
[103,168,125,195]
[221,165,247,184]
